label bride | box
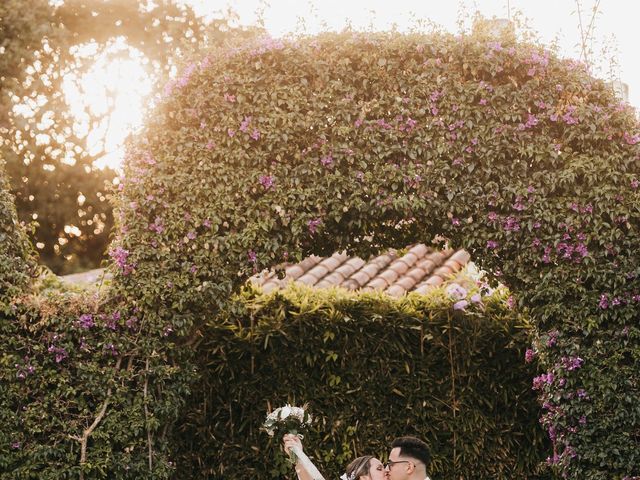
[282,434,386,480]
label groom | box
[384,436,432,480]
[282,433,433,480]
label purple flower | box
[503,216,520,232]
[470,293,482,303]
[247,250,257,263]
[546,452,560,466]
[48,345,68,363]
[486,240,499,249]
[126,316,138,329]
[105,316,118,331]
[446,283,468,300]
[453,300,468,311]
[320,154,333,167]
[598,294,609,309]
[533,373,554,390]
[547,330,559,347]
[227,128,236,137]
[11,442,21,450]
[561,356,584,371]
[259,175,275,190]
[451,217,460,226]
[148,217,164,234]
[104,343,118,356]
[574,243,588,259]
[525,348,536,363]
[624,132,640,145]
[78,314,94,329]
[205,140,215,150]
[307,218,322,235]
[239,116,251,132]
[632,178,639,189]
[250,128,261,140]
[109,246,135,275]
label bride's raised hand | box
[282,433,303,455]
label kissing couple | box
[283,434,432,480]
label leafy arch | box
[116,30,640,478]
[2,29,635,479]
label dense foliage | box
[2,26,639,479]
[0,277,194,479]
[112,29,639,478]
[173,285,550,479]
[0,161,36,309]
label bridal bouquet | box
[263,404,312,438]
[263,404,325,480]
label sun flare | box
[63,40,153,171]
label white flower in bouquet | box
[263,404,325,480]
[263,403,312,437]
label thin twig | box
[144,357,154,471]
[447,313,457,473]
[73,357,122,480]
[575,1,589,64]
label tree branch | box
[71,356,122,480]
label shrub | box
[2,27,640,479]
[0,161,36,311]
[112,30,639,478]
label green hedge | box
[110,29,639,478]
[0,160,36,310]
[0,277,195,479]
[172,284,550,479]
[2,26,640,479]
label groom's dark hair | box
[391,436,430,466]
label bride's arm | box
[282,434,321,480]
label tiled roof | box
[251,244,471,297]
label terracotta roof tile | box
[386,285,406,297]
[251,246,470,297]
[364,277,389,291]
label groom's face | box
[385,447,410,480]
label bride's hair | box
[345,455,374,479]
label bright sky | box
[187,0,639,105]
[80,0,640,169]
